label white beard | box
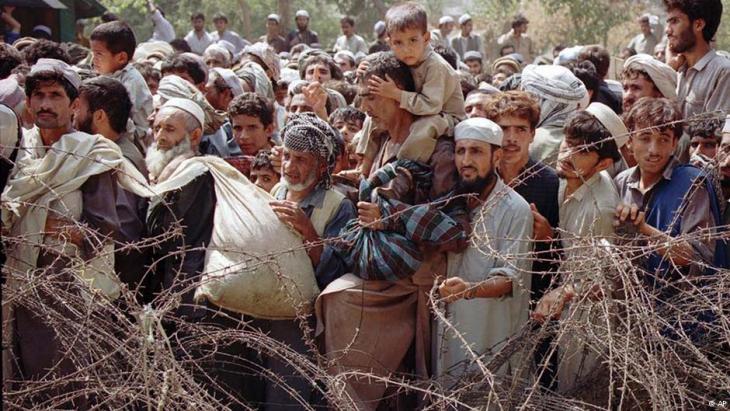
[283,168,318,192]
[145,137,194,182]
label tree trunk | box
[236,0,252,39]
[278,0,292,34]
[371,0,388,19]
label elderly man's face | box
[282,146,323,191]
[358,81,399,129]
[28,80,77,131]
[204,52,228,69]
[622,74,661,112]
[153,108,193,150]
[304,63,332,83]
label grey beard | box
[283,168,318,192]
[145,137,193,181]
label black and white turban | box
[281,113,340,188]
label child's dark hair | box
[22,39,71,66]
[686,117,723,141]
[133,61,161,83]
[329,107,365,127]
[90,21,137,63]
[433,45,458,69]
[564,110,622,162]
[161,54,207,85]
[385,2,428,34]
[252,150,275,170]
[623,97,683,139]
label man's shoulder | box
[614,166,636,188]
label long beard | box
[283,168,318,192]
[455,171,496,195]
[145,137,193,181]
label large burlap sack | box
[189,157,319,319]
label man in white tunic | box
[435,118,534,382]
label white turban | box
[585,102,629,148]
[210,68,244,97]
[455,118,503,146]
[439,16,454,25]
[161,98,205,130]
[623,53,678,100]
[521,64,587,128]
[203,44,231,66]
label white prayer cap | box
[463,51,482,61]
[295,10,310,18]
[335,50,356,63]
[623,53,678,100]
[439,16,455,25]
[210,68,244,97]
[29,58,81,91]
[161,98,205,130]
[455,118,503,146]
[723,115,730,134]
[215,40,236,57]
[585,102,630,148]
[32,25,52,37]
[458,14,472,25]
[267,14,281,23]
[373,20,386,36]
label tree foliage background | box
[98,0,728,56]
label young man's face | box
[231,114,272,155]
[665,8,697,54]
[359,82,399,130]
[441,22,454,35]
[461,21,473,36]
[213,18,227,32]
[252,166,280,193]
[295,16,309,30]
[341,22,354,37]
[90,40,126,74]
[556,138,604,180]
[387,27,430,67]
[28,80,77,131]
[304,63,332,83]
[622,74,661,112]
[630,127,678,177]
[455,139,499,191]
[333,118,362,143]
[204,53,228,69]
[192,17,206,32]
[494,115,533,168]
[639,20,651,35]
[266,19,279,34]
[72,94,96,134]
[465,59,482,75]
[492,72,508,87]
[690,135,719,159]
[500,46,515,56]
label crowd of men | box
[0,0,729,409]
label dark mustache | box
[37,110,57,116]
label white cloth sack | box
[155,156,319,319]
